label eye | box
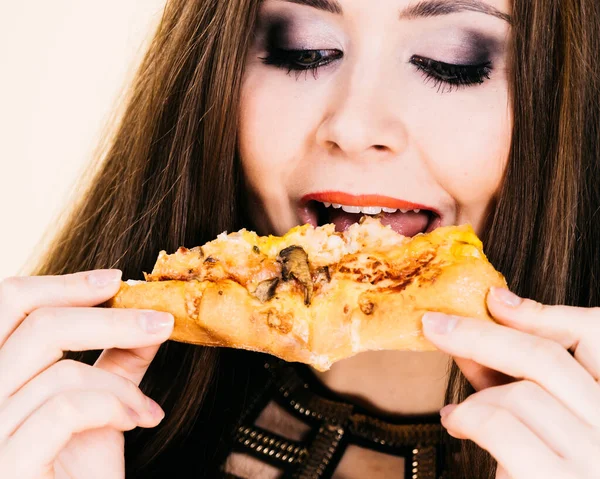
[409,55,492,92]
[260,48,343,76]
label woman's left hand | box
[422,288,600,479]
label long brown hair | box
[33,0,600,477]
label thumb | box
[94,344,162,386]
[453,356,514,391]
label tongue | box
[328,209,430,236]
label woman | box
[1,0,599,477]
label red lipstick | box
[301,192,439,215]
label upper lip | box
[300,192,442,216]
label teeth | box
[360,206,382,215]
[323,203,384,215]
[323,202,421,215]
[319,202,426,216]
[341,205,362,214]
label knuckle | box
[56,274,71,296]
[102,393,125,418]
[0,276,24,302]
[529,337,567,367]
[109,308,143,335]
[503,380,540,405]
[107,308,126,329]
[478,407,511,436]
[49,391,122,427]
[21,307,55,333]
[123,377,142,398]
[545,340,570,365]
[52,359,87,385]
[59,272,84,295]
[522,298,546,315]
[97,307,124,330]
[48,394,80,423]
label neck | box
[310,351,451,417]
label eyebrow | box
[277,0,511,24]
[279,0,342,15]
[400,0,512,24]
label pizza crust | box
[106,218,506,371]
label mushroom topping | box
[278,245,313,305]
[253,278,280,303]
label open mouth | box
[299,195,442,236]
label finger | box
[0,360,164,441]
[463,381,597,462]
[441,402,568,478]
[0,270,122,345]
[0,307,173,400]
[422,313,600,427]
[95,344,162,386]
[0,390,144,477]
[488,287,600,381]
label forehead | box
[274,0,512,22]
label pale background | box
[0,1,167,279]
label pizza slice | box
[106,217,506,371]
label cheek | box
[239,76,283,187]
[410,86,512,206]
[238,67,322,192]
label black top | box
[220,359,449,479]
[126,352,452,479]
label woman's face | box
[239,0,512,237]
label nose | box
[315,64,409,158]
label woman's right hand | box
[0,269,174,479]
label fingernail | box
[440,404,457,418]
[138,312,174,334]
[422,313,458,334]
[147,397,165,421]
[491,287,522,307]
[126,406,141,422]
[88,269,122,288]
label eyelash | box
[260,48,342,79]
[409,55,492,93]
[260,48,492,91]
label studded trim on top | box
[235,426,308,465]
[223,359,449,479]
